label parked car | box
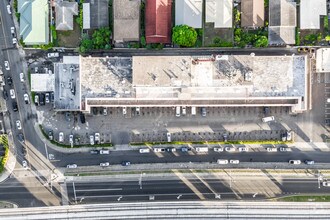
[214,147,224,152]
[4,61,9,70]
[154,148,165,152]
[45,93,50,103]
[121,161,131,166]
[12,101,18,112]
[136,107,140,115]
[3,90,8,100]
[100,162,110,167]
[12,38,17,45]
[16,120,22,130]
[123,106,127,115]
[67,164,77,168]
[10,27,15,37]
[263,107,270,115]
[90,135,95,145]
[139,148,150,153]
[79,113,86,124]
[59,132,64,142]
[289,160,301,165]
[19,73,24,82]
[181,147,190,152]
[48,130,53,140]
[279,147,288,152]
[103,108,108,116]
[99,149,110,154]
[7,76,12,86]
[225,146,235,152]
[286,131,292,141]
[167,132,171,142]
[24,93,29,104]
[95,133,100,143]
[182,106,186,115]
[166,147,176,152]
[267,147,277,152]
[201,107,207,117]
[22,160,27,169]
[304,160,315,165]
[18,133,24,142]
[47,52,59,58]
[90,150,99,154]
[7,5,11,14]
[69,135,73,144]
[238,147,248,152]
[34,94,39,105]
[9,89,15,99]
[217,159,229,164]
[39,93,45,105]
[230,160,240,164]
[281,132,287,141]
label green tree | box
[254,36,268,47]
[92,28,112,49]
[326,35,330,41]
[172,25,197,47]
[79,34,93,53]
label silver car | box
[90,135,95,145]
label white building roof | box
[300,0,327,29]
[175,0,202,28]
[316,48,330,73]
[31,74,55,92]
[206,0,233,28]
[82,3,90,29]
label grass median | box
[130,140,290,146]
[0,135,9,174]
[277,195,330,202]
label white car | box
[214,147,223,152]
[225,147,235,152]
[10,27,15,36]
[230,160,240,164]
[154,148,165,152]
[7,5,11,14]
[22,160,27,169]
[9,89,15,99]
[289,160,301,165]
[100,162,110,167]
[45,93,50,103]
[23,93,29,104]
[4,61,10,70]
[267,147,278,152]
[279,147,288,152]
[323,181,330,187]
[286,131,292,141]
[16,120,22,130]
[12,38,17,45]
[167,132,171,142]
[217,159,228,164]
[59,132,64,142]
[20,72,24,82]
[182,106,186,115]
[69,135,73,144]
[67,164,77,168]
[99,149,110,154]
[90,135,95,145]
[47,52,59,58]
[95,133,100,143]
[123,107,127,115]
[238,147,248,152]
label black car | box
[90,150,99,154]
[80,112,86,124]
[48,130,53,140]
[263,107,270,115]
[12,101,18,112]
[39,93,45,105]
[7,76,12,86]
[18,133,24,142]
[50,92,54,103]
[2,90,8,100]
[121,161,131,166]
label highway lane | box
[51,147,329,167]
[66,175,330,204]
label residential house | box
[145,0,172,44]
[18,0,49,45]
[241,0,264,28]
[113,0,141,43]
[206,0,233,28]
[83,0,109,30]
[300,0,327,29]
[268,0,296,45]
[175,0,202,28]
[55,1,78,31]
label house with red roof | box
[145,0,172,44]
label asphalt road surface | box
[66,175,330,204]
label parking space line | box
[75,188,122,192]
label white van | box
[217,159,228,164]
[195,147,208,153]
[262,116,275,122]
[139,148,150,153]
[176,106,180,117]
[191,106,196,115]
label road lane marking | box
[172,169,205,200]
[75,188,122,192]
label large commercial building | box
[53,54,309,114]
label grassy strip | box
[38,125,113,148]
[130,140,290,146]
[0,135,9,174]
[277,195,330,202]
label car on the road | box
[286,131,292,141]
[12,38,17,45]
[154,148,165,152]
[201,107,207,117]
[230,160,240,164]
[45,93,50,103]
[66,164,77,169]
[2,90,8,100]
[166,147,176,152]
[167,132,171,142]
[139,148,150,153]
[18,133,24,142]
[47,52,59,58]
[16,120,22,130]
[79,112,86,124]
[20,72,25,82]
[69,135,73,144]
[22,160,27,169]
[304,160,315,165]
[100,162,110,167]
[12,101,18,112]
[121,161,131,166]
[9,89,15,99]
[90,150,99,154]
[89,135,95,145]
[48,130,53,140]
[238,146,248,152]
[267,147,277,152]
[10,27,15,37]
[99,149,110,154]
[23,93,29,104]
[7,76,12,86]
[289,160,301,165]
[279,147,288,152]
[59,132,64,142]
[182,106,186,115]
[7,5,11,14]
[4,61,10,70]
[214,147,223,152]
[34,94,39,105]
[217,159,229,164]
[95,133,100,143]
[225,146,235,152]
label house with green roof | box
[18,0,49,45]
